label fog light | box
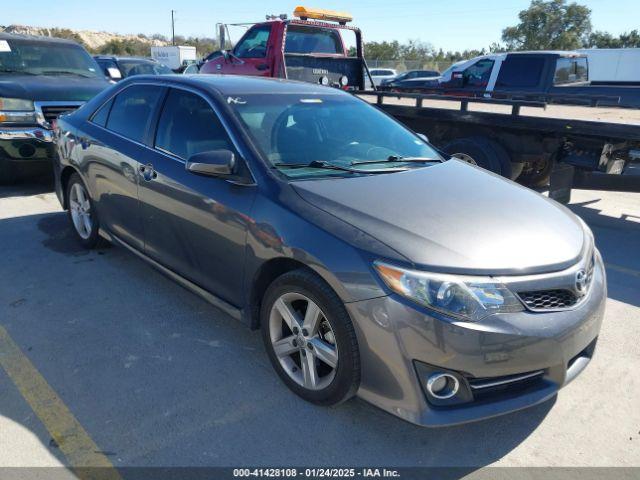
[426,373,459,399]
[319,76,329,86]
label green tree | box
[502,0,592,50]
[588,30,640,48]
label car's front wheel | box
[66,173,101,248]
[261,269,360,406]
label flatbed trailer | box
[358,91,640,203]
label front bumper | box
[0,126,54,143]
[0,126,55,176]
[347,253,606,427]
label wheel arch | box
[247,257,342,331]
[59,165,81,209]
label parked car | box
[0,32,110,184]
[369,68,397,86]
[53,75,605,427]
[94,56,173,81]
[416,51,640,108]
[379,77,441,92]
[380,69,440,86]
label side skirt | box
[100,228,244,323]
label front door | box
[225,24,273,77]
[138,87,256,306]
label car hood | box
[292,160,586,275]
[0,74,110,102]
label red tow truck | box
[200,6,372,91]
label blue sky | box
[3,0,639,51]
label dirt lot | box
[0,179,639,474]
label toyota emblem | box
[575,269,588,295]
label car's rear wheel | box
[66,173,101,248]
[261,269,360,406]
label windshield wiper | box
[273,160,407,174]
[41,70,93,78]
[0,68,37,75]
[350,155,441,166]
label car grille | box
[40,105,80,123]
[518,289,578,310]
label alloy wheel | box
[69,182,93,240]
[269,292,339,391]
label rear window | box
[496,56,545,88]
[106,85,164,144]
[554,57,588,85]
[284,25,342,54]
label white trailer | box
[578,48,640,84]
[150,46,197,71]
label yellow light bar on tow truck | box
[293,6,353,24]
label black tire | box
[261,269,360,406]
[0,158,17,185]
[518,156,553,188]
[65,173,101,249]
[443,136,512,178]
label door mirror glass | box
[107,67,122,79]
[186,149,235,177]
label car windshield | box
[119,60,173,77]
[229,92,442,179]
[0,39,101,78]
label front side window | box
[234,25,271,59]
[155,88,233,160]
[554,57,588,85]
[106,85,164,143]
[463,59,494,88]
[230,93,442,179]
[0,39,101,78]
[284,25,342,54]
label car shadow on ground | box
[0,210,556,473]
[566,198,640,309]
[0,175,53,199]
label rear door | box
[139,87,256,305]
[82,84,165,250]
[493,54,548,98]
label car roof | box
[122,74,350,96]
[0,32,81,45]
[94,55,156,62]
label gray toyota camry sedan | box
[53,75,605,426]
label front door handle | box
[256,63,270,71]
[139,163,157,181]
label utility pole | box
[171,10,176,46]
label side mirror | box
[106,67,122,80]
[186,149,235,177]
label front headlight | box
[0,97,37,124]
[374,261,524,321]
[0,97,34,111]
